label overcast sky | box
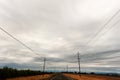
[0,0,120,73]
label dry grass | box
[6,74,53,80]
[64,73,120,80]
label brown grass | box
[64,73,120,80]
[6,74,53,80]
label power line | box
[80,9,120,53]
[0,26,40,56]
[75,10,120,75]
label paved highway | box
[50,73,73,80]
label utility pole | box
[77,52,81,74]
[54,66,56,73]
[67,65,68,72]
[43,58,46,72]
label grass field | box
[64,73,120,80]
[6,73,120,80]
[6,74,53,80]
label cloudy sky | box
[0,0,120,73]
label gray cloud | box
[0,0,120,73]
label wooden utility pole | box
[78,52,81,74]
[43,58,46,72]
[54,66,56,72]
[67,65,68,72]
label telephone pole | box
[43,58,46,72]
[78,52,81,74]
[67,65,68,72]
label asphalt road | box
[50,73,73,80]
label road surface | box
[50,73,73,80]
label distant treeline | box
[62,72,120,77]
[0,66,52,79]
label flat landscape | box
[0,1,120,80]
[6,73,120,80]
[64,73,120,80]
[6,74,53,80]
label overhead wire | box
[75,9,120,72]
[0,9,120,71]
[0,26,41,56]
[79,9,120,53]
